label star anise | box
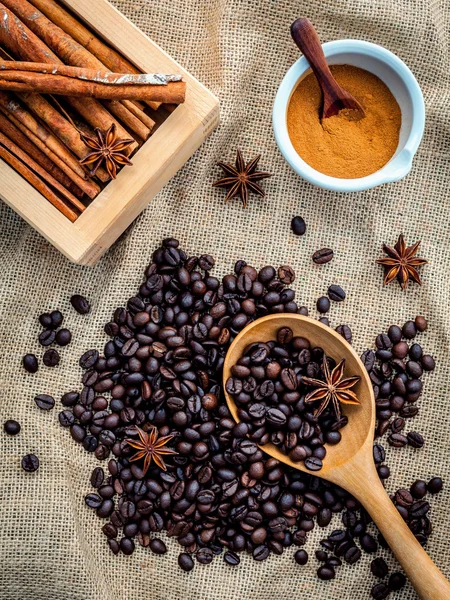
[213,148,272,208]
[125,425,177,473]
[376,234,427,290]
[79,123,134,179]
[302,357,361,420]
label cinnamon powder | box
[287,65,402,179]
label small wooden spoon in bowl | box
[291,17,365,120]
[223,313,450,600]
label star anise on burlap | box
[302,357,361,420]
[79,123,134,179]
[213,148,272,208]
[376,234,427,290]
[125,425,177,473]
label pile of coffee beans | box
[7,238,444,598]
[360,317,435,447]
[226,326,354,471]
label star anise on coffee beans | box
[79,123,134,179]
[376,234,427,291]
[302,357,361,420]
[213,148,272,208]
[125,425,177,473]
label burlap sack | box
[0,1,449,598]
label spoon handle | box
[290,18,335,92]
[345,463,450,600]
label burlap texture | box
[0,0,449,598]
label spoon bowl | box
[223,313,450,600]
[223,313,374,482]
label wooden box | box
[0,0,219,265]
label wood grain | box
[223,314,450,600]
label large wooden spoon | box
[291,18,365,120]
[223,314,450,600]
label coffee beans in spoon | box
[226,327,361,471]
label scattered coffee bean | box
[370,557,389,578]
[294,549,308,565]
[427,477,443,494]
[291,216,306,236]
[414,315,427,332]
[150,539,167,555]
[43,349,60,367]
[278,265,295,285]
[388,572,406,591]
[178,552,194,572]
[4,419,21,435]
[55,329,72,347]
[22,353,38,373]
[70,294,91,315]
[327,285,346,302]
[410,480,427,499]
[407,431,424,448]
[312,248,334,264]
[316,296,330,314]
[224,551,240,566]
[21,453,39,472]
[39,329,55,347]
[317,565,335,580]
[34,394,55,411]
[371,582,390,599]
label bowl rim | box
[272,39,425,192]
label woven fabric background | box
[0,0,449,599]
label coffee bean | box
[410,480,427,499]
[79,349,99,369]
[327,285,346,302]
[316,297,330,314]
[39,313,53,328]
[178,552,194,572]
[294,549,308,565]
[407,431,424,448]
[22,353,38,373]
[55,329,72,346]
[388,572,406,591]
[344,546,361,564]
[278,265,295,285]
[312,248,334,264]
[305,457,323,472]
[39,329,55,346]
[4,419,20,435]
[371,557,389,578]
[360,533,377,553]
[421,354,435,371]
[253,545,270,561]
[336,325,352,343]
[291,216,306,236]
[58,410,75,427]
[70,294,91,315]
[388,433,407,448]
[402,321,417,339]
[90,467,104,488]
[150,539,167,555]
[414,315,428,332]
[21,453,39,472]
[317,565,335,580]
[371,583,390,599]
[224,551,240,566]
[34,394,55,411]
[85,493,102,509]
[427,477,443,494]
[43,349,60,367]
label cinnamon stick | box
[1,0,161,134]
[0,130,85,212]
[0,143,78,221]
[27,0,162,111]
[20,92,110,183]
[0,93,101,199]
[0,111,84,198]
[0,3,137,153]
[0,61,186,103]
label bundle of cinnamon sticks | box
[0,0,186,221]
